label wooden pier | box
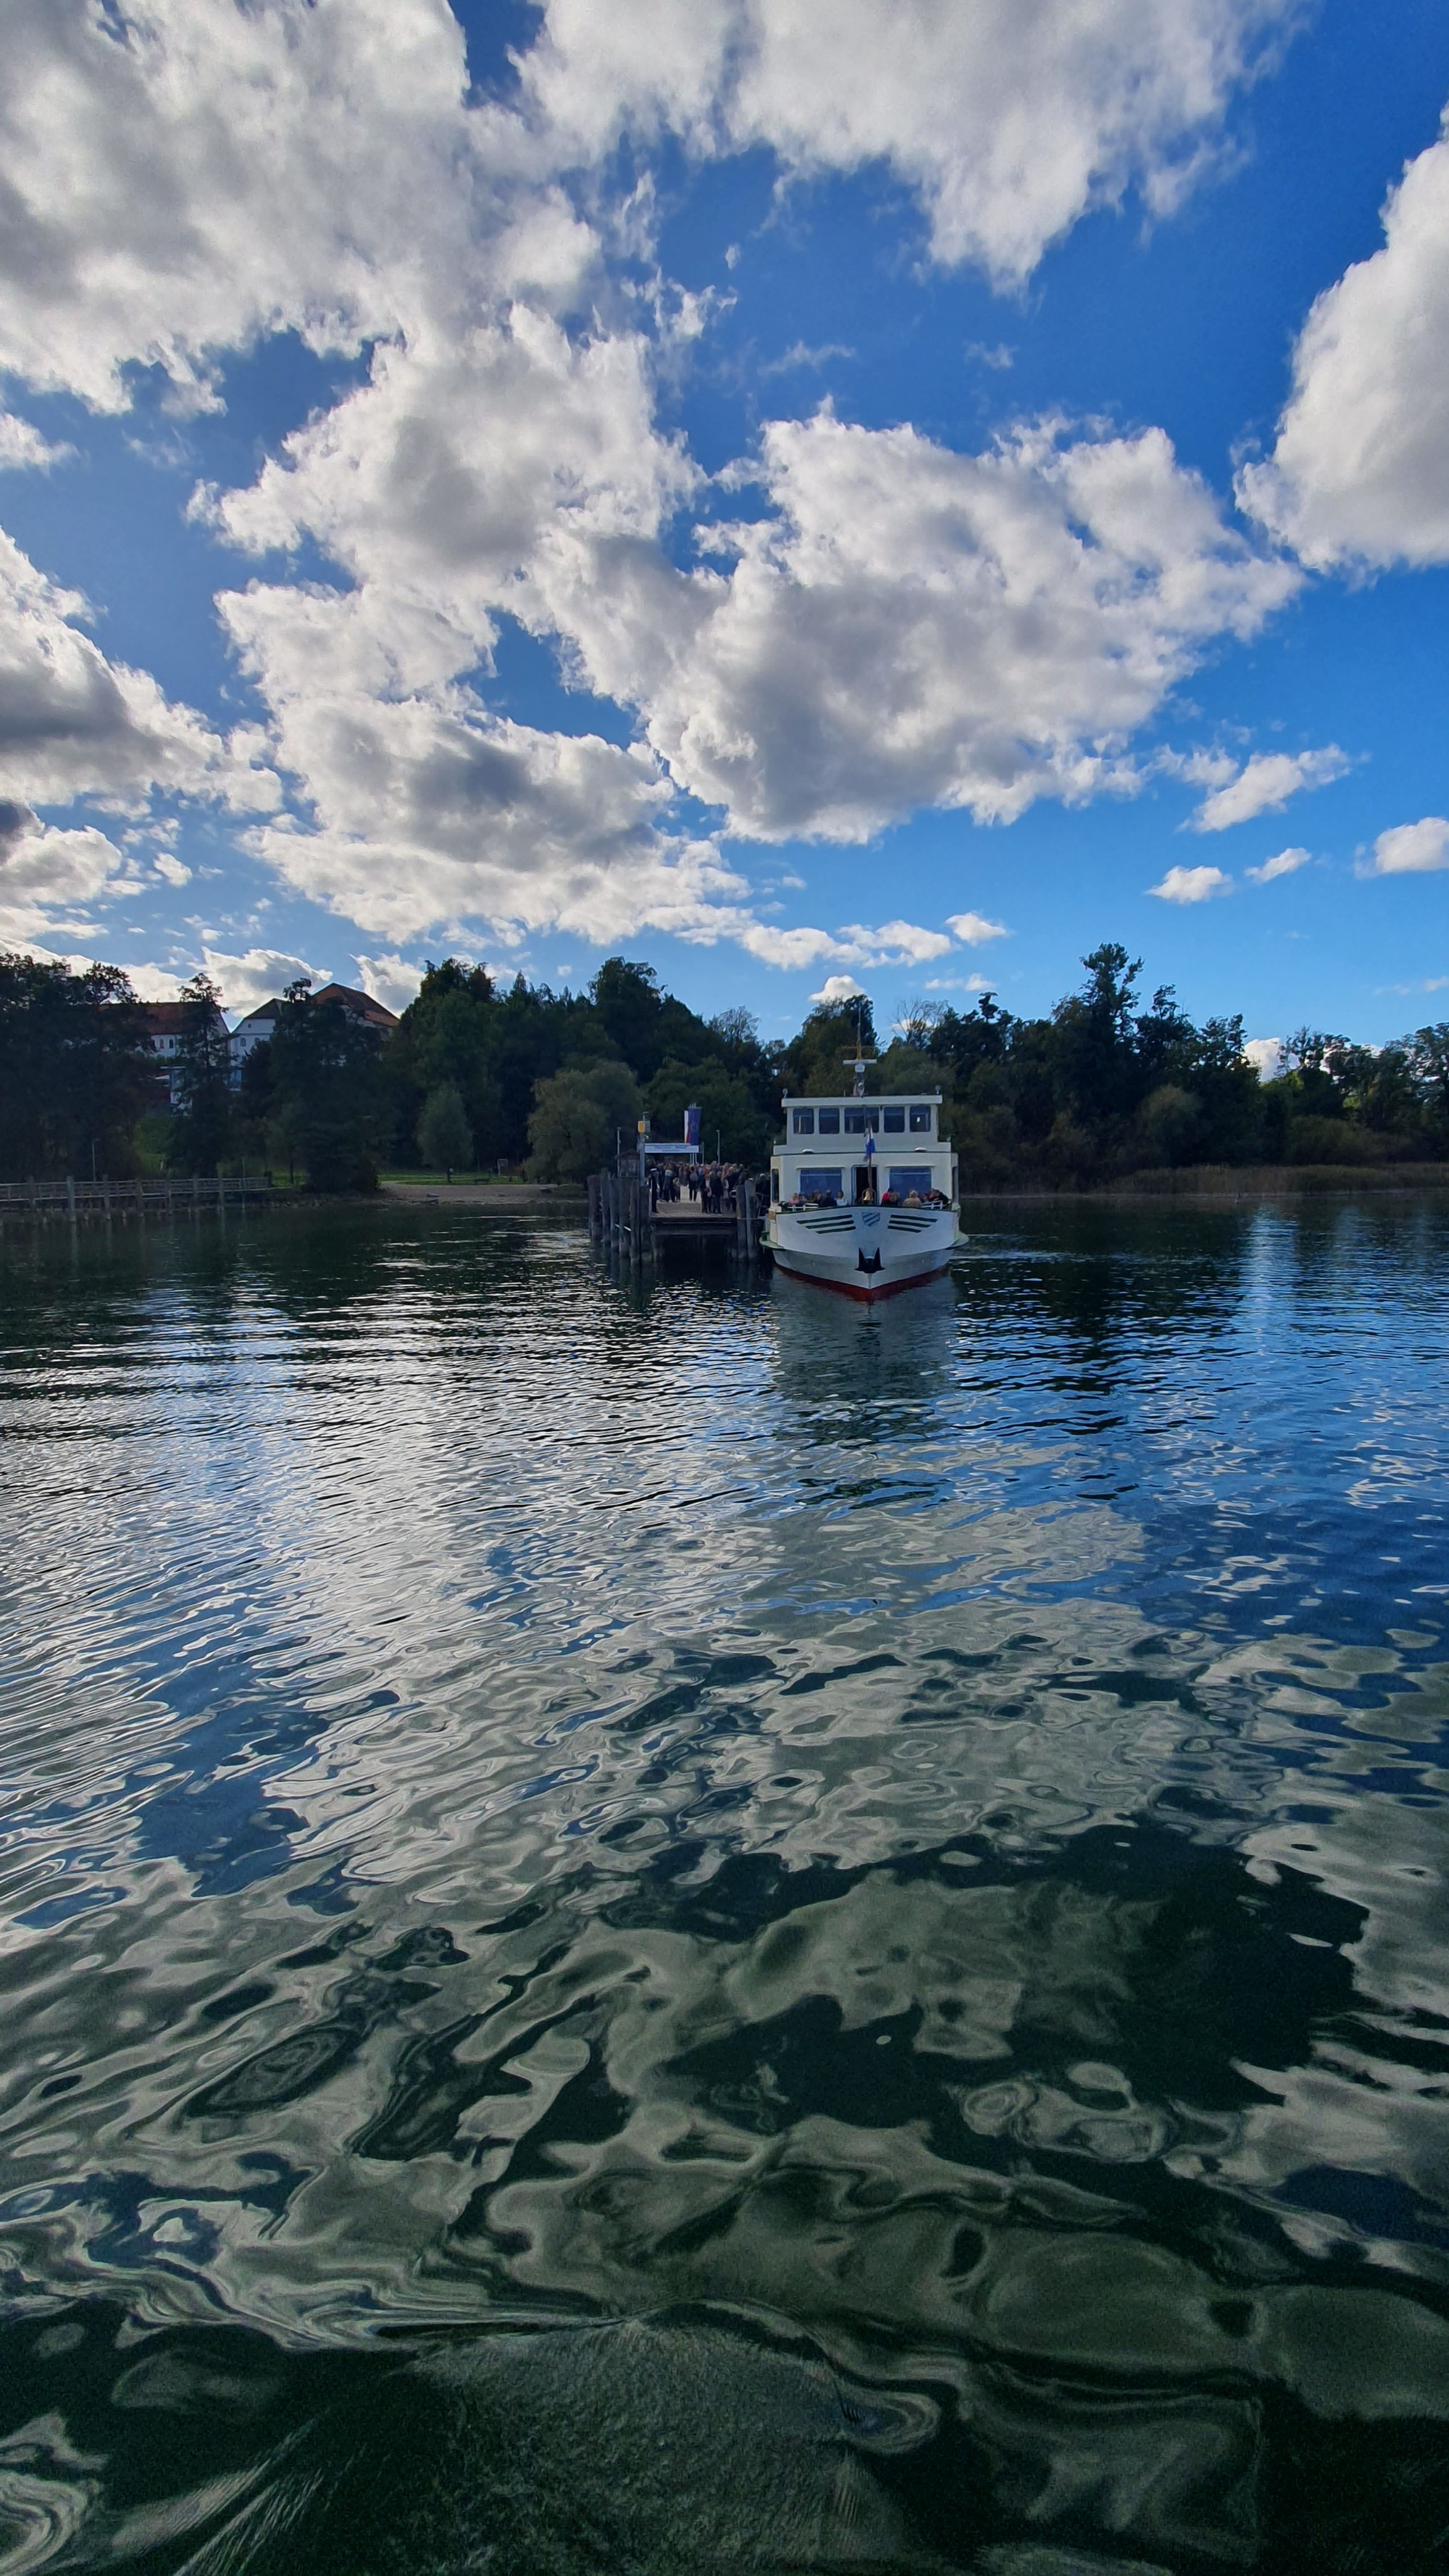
[0,1175,274,1229]
[588,1167,767,1268]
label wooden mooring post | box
[590,1164,764,1268]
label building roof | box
[138,999,222,1035]
[227,985,402,1036]
[309,981,400,1028]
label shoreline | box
[377,1180,588,1209]
[960,1162,1449,1204]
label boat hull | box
[765,1205,959,1301]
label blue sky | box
[1,0,1448,1049]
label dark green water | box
[2,1200,1449,2575]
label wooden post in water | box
[588,1173,601,1241]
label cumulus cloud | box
[945,909,1009,943]
[0,799,133,946]
[522,0,1296,283]
[0,0,1314,961]
[351,953,426,1012]
[199,946,328,1011]
[560,414,1298,846]
[1239,110,1449,567]
[203,399,1298,936]
[1148,862,1232,903]
[809,973,867,1004]
[0,530,278,812]
[1244,845,1309,883]
[1190,745,1348,830]
[1244,1035,1282,1077]
[0,0,569,414]
[1363,818,1449,878]
[201,307,692,688]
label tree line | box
[3,942,1448,1190]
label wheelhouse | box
[770,1094,958,1210]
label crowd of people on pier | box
[646,1162,744,1212]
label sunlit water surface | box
[3,1199,1449,2575]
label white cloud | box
[203,399,1298,938]
[1364,818,1449,878]
[523,0,1296,284]
[153,853,193,885]
[0,528,278,813]
[0,801,133,947]
[868,917,953,962]
[352,952,426,1013]
[202,307,692,689]
[809,973,867,1004]
[1190,746,1348,831]
[199,946,327,1012]
[1244,845,1309,884]
[0,0,567,414]
[1148,862,1232,903]
[561,414,1297,846]
[0,412,72,472]
[1244,1036,1282,1077]
[1239,111,1449,567]
[731,917,957,972]
[0,0,1311,963]
[945,909,1009,943]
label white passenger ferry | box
[763,1053,961,1301]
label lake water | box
[2,1198,1449,2575]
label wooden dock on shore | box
[588,1167,767,1267]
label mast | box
[842,1000,875,1099]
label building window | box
[909,1105,932,1133]
[791,1108,815,1135]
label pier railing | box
[588,1166,765,1266]
[0,1175,274,1223]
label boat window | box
[882,1106,905,1133]
[909,1105,932,1133]
[817,1107,840,1134]
[791,1107,815,1134]
[796,1168,844,1199]
[844,1106,865,1133]
[888,1167,935,1198]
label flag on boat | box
[864,1131,875,1159]
[684,1104,701,1149]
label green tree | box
[164,974,233,1175]
[1136,1083,1206,1166]
[268,980,386,1191]
[644,1054,772,1164]
[780,996,878,1096]
[527,1059,641,1181]
[0,952,152,1179]
[1051,942,1143,1132]
[417,1081,474,1177]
